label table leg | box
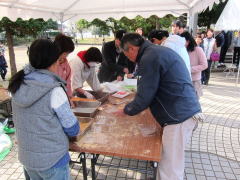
[153,162,158,180]
[91,154,97,180]
[80,153,88,180]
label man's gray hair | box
[120,33,144,51]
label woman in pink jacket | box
[54,34,75,107]
[54,34,75,98]
[181,31,208,98]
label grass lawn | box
[77,37,114,44]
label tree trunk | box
[80,31,84,40]
[156,21,160,30]
[207,22,211,29]
[110,27,115,35]
[6,30,17,76]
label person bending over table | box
[117,33,201,180]
[98,30,133,83]
[69,47,103,99]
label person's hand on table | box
[127,74,134,79]
[123,68,129,74]
[117,76,123,81]
[83,91,95,99]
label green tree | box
[106,17,122,34]
[90,19,110,37]
[44,19,58,31]
[198,0,228,28]
[118,17,134,31]
[76,19,89,40]
[0,17,57,75]
[76,14,178,39]
[117,15,176,36]
[118,15,176,36]
[158,14,176,29]
[91,26,101,38]
[134,15,156,35]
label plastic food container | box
[89,91,110,103]
[112,91,130,98]
[72,101,101,117]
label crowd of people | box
[6,20,240,180]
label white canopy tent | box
[214,0,240,85]
[0,0,223,29]
[215,0,240,31]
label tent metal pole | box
[188,8,198,36]
[63,14,78,23]
[236,63,240,86]
[187,12,190,29]
[63,0,81,12]
[60,13,64,33]
[10,0,20,8]
[176,0,190,9]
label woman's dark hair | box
[30,39,60,69]
[8,39,60,94]
[180,31,197,52]
[8,70,25,94]
[148,30,169,42]
[196,33,202,39]
[54,33,75,54]
[120,33,144,51]
[201,31,206,37]
[85,47,103,64]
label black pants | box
[23,168,30,180]
[202,60,212,85]
[219,45,229,63]
[233,47,240,65]
[0,67,7,80]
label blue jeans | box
[202,60,212,84]
[24,164,71,180]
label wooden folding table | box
[70,95,162,180]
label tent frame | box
[0,0,221,32]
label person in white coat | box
[162,34,191,78]
[202,29,217,85]
[69,47,103,99]
[233,31,240,66]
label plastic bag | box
[210,52,220,61]
[0,120,12,161]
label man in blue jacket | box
[119,33,201,180]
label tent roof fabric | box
[0,0,222,22]
[215,0,240,31]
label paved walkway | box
[0,72,240,180]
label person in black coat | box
[219,31,233,66]
[215,31,225,49]
[0,51,7,81]
[98,30,134,83]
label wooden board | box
[69,117,94,146]
[0,88,10,102]
[70,94,162,162]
